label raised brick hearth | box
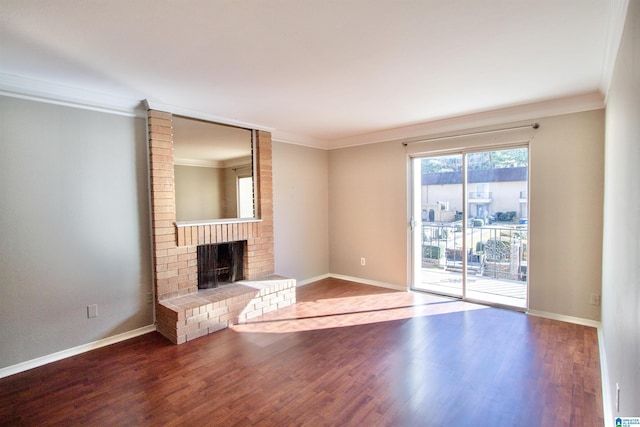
[147,109,295,344]
[157,276,295,344]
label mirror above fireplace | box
[172,116,255,222]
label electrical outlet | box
[616,382,620,412]
[146,292,153,304]
[360,257,366,266]
[87,304,98,319]
[590,294,601,306]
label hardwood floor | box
[0,278,603,426]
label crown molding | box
[0,73,327,147]
[174,156,252,169]
[270,130,330,150]
[144,99,275,133]
[601,0,630,103]
[174,158,223,168]
[0,73,608,152]
[327,91,605,149]
[0,73,146,117]
[144,100,332,149]
[224,156,252,169]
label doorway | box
[411,146,529,308]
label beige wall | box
[328,141,408,287]
[273,141,329,283]
[328,109,605,321]
[174,165,224,220]
[527,110,604,320]
[223,164,252,218]
[223,167,238,218]
[174,163,253,221]
[601,0,640,418]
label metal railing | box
[422,222,527,281]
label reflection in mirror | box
[173,116,254,222]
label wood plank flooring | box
[0,278,603,426]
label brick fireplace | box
[147,109,295,344]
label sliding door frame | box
[409,142,530,310]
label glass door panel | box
[464,148,528,308]
[412,154,464,297]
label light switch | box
[87,304,98,318]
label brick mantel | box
[147,109,281,343]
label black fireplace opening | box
[197,241,245,289]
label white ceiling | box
[0,1,627,149]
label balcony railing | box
[421,222,527,281]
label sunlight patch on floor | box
[231,291,488,334]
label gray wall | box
[602,0,640,417]
[273,141,329,283]
[328,110,605,321]
[0,96,154,369]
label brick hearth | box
[147,109,295,344]
[157,276,295,344]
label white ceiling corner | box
[600,0,631,102]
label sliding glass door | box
[411,146,529,308]
[411,154,465,298]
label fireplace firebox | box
[197,242,245,289]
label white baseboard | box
[296,272,408,291]
[0,324,157,379]
[296,273,331,287]
[598,326,613,427]
[328,273,406,291]
[526,309,601,329]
